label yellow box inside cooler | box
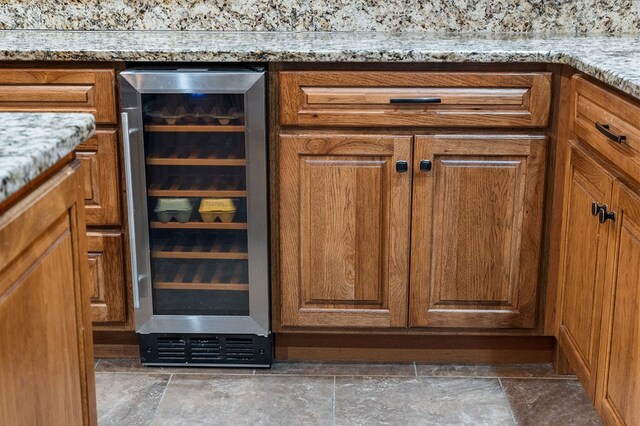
[199,198,236,223]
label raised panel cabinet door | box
[279,134,412,328]
[75,130,122,226]
[596,182,640,426]
[87,231,127,323]
[409,135,546,329]
[556,141,614,400]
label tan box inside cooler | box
[199,198,236,223]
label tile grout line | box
[498,378,518,425]
[332,376,336,426]
[150,373,173,423]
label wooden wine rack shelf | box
[150,221,248,230]
[145,125,245,133]
[154,283,249,291]
[146,137,246,166]
[152,232,248,260]
[147,174,246,197]
[153,259,249,291]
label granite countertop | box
[0,30,639,100]
[0,113,95,204]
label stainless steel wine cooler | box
[119,67,270,367]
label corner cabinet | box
[410,135,546,329]
[278,133,547,330]
[556,75,640,425]
[596,181,640,426]
[279,134,412,328]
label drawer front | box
[279,71,551,128]
[573,75,640,183]
[0,68,116,124]
[76,130,121,226]
[87,231,127,324]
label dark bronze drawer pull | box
[592,201,604,217]
[419,159,432,172]
[395,160,409,173]
[595,122,626,144]
[390,98,442,104]
[598,205,616,224]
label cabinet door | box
[279,134,412,328]
[87,231,127,323]
[75,130,122,226]
[410,135,546,328]
[596,182,640,426]
[557,142,614,399]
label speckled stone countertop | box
[0,113,95,204]
[0,31,638,100]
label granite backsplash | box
[0,0,638,33]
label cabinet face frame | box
[596,181,640,426]
[555,141,614,399]
[279,133,412,328]
[409,135,547,329]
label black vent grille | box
[191,337,222,362]
[140,334,271,367]
[157,337,186,360]
[225,337,254,361]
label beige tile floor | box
[95,359,602,425]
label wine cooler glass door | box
[120,70,268,336]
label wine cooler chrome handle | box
[121,112,140,309]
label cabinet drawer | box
[0,68,116,124]
[87,231,127,324]
[573,75,640,183]
[279,71,551,128]
[76,130,121,226]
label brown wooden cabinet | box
[278,133,547,330]
[279,134,412,328]
[556,142,614,399]
[0,160,96,425]
[409,135,547,329]
[0,66,130,329]
[595,181,640,426]
[555,75,640,425]
[276,68,552,332]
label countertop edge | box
[0,113,96,204]
[0,46,637,101]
